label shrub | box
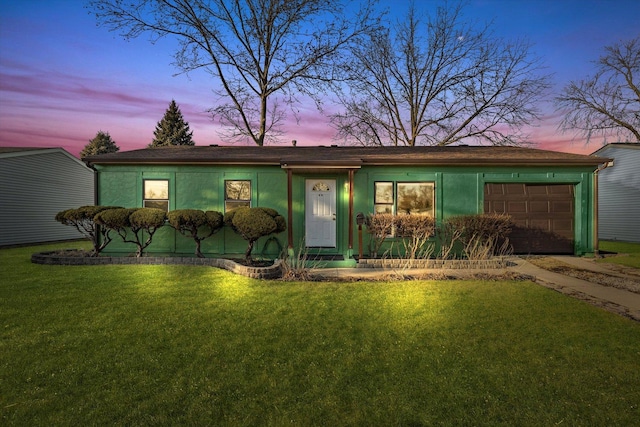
[395,214,436,260]
[394,214,436,239]
[94,208,138,231]
[128,208,167,257]
[280,240,312,281]
[365,213,395,258]
[442,213,513,259]
[435,220,465,260]
[365,213,436,259]
[167,209,223,257]
[95,208,166,257]
[224,207,286,264]
[55,205,121,256]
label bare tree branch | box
[89,0,380,145]
[331,2,550,147]
[555,36,640,144]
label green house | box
[84,145,608,266]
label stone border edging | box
[357,257,513,269]
[31,251,282,280]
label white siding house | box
[0,147,95,247]
[593,143,640,243]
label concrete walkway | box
[314,257,640,322]
[511,257,640,322]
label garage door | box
[484,183,575,254]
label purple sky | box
[1,0,638,157]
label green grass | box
[599,240,640,268]
[2,242,640,426]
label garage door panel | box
[507,201,527,212]
[512,219,528,228]
[526,185,549,195]
[506,184,526,195]
[552,219,573,233]
[530,201,550,213]
[552,201,572,213]
[530,219,550,230]
[485,200,505,212]
[550,185,573,195]
[484,183,575,254]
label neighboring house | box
[0,147,95,247]
[84,145,608,265]
[592,143,640,243]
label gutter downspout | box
[84,161,99,205]
[594,160,612,258]
[287,168,293,251]
[348,169,354,251]
[84,160,102,248]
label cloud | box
[0,64,162,116]
[0,59,226,155]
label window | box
[374,182,394,214]
[397,182,434,215]
[225,180,251,212]
[374,181,435,216]
[312,182,330,192]
[144,180,169,211]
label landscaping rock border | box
[31,250,283,280]
[357,257,513,269]
[32,251,513,280]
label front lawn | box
[599,240,640,269]
[2,243,639,425]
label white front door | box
[305,179,336,247]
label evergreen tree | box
[149,100,195,147]
[81,131,119,157]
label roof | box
[0,147,90,169]
[84,145,609,167]
[0,147,56,155]
[592,142,640,156]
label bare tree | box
[90,0,379,146]
[331,3,550,147]
[556,37,640,144]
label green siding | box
[442,173,480,216]
[99,171,138,207]
[95,163,598,258]
[176,172,220,210]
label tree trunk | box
[195,239,203,258]
[245,240,255,264]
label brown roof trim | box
[360,159,606,166]
[281,160,363,168]
[84,145,609,167]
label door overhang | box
[281,161,361,174]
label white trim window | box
[225,180,251,212]
[374,181,435,216]
[143,179,169,211]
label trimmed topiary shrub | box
[94,208,138,231]
[224,207,286,264]
[128,208,167,257]
[95,208,166,257]
[55,205,121,256]
[167,209,223,258]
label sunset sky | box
[1,0,638,157]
